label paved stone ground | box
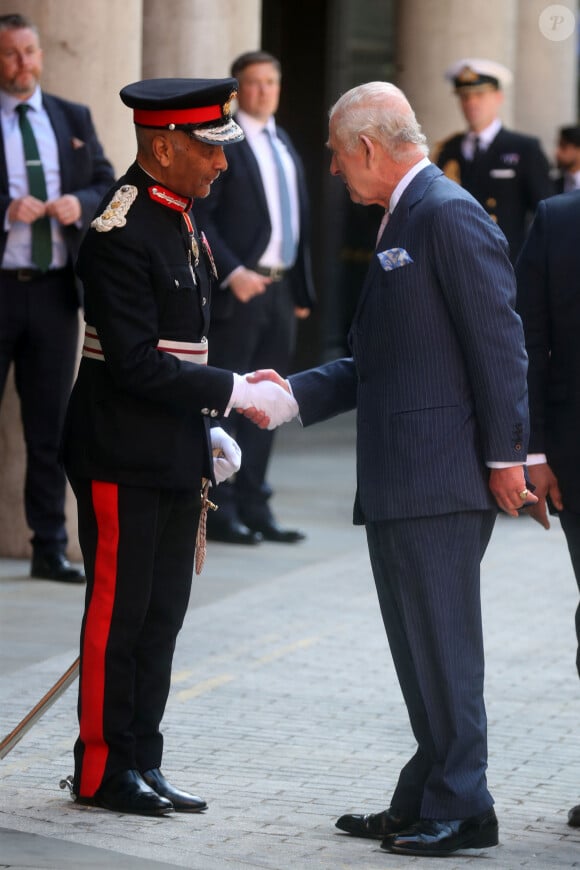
[0,412,579,869]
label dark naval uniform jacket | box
[435,127,554,262]
[62,162,234,491]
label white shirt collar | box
[468,117,502,150]
[0,85,42,115]
[389,157,431,214]
[236,108,276,140]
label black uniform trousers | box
[366,509,497,819]
[208,276,296,525]
[558,509,580,678]
[70,477,200,798]
[0,267,78,553]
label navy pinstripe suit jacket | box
[290,163,529,524]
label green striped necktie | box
[16,103,52,271]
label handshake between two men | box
[229,369,297,430]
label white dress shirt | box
[0,85,67,269]
[236,108,299,270]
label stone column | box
[515,0,577,157]
[0,0,142,558]
[142,0,261,79]
[396,0,518,153]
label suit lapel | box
[42,93,70,192]
[352,164,441,320]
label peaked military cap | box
[444,58,513,92]
[120,77,244,144]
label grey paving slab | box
[1,412,579,869]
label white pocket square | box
[377,247,414,271]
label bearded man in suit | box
[0,13,115,581]
[246,80,535,857]
[515,190,580,830]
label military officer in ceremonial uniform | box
[61,78,298,817]
[434,58,554,262]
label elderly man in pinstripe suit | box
[246,81,535,857]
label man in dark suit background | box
[247,80,535,857]
[0,13,115,581]
[194,50,316,546]
[434,58,554,263]
[515,190,580,829]
[554,125,580,193]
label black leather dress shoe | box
[568,804,580,827]
[206,518,262,545]
[244,519,305,543]
[385,808,499,856]
[30,552,85,583]
[76,769,173,816]
[142,768,207,813]
[335,807,414,839]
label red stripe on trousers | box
[78,481,119,797]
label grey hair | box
[329,81,429,161]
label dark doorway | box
[262,0,395,367]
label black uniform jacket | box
[435,127,554,261]
[62,162,234,491]
[515,190,580,514]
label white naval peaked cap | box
[444,58,513,91]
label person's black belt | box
[1,268,68,282]
[255,265,287,281]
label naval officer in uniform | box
[61,77,298,817]
[434,58,554,262]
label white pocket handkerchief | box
[377,247,414,271]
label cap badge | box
[222,91,237,118]
[457,66,478,84]
[92,184,138,233]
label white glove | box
[210,426,241,484]
[229,373,299,430]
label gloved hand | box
[229,373,298,430]
[210,427,241,484]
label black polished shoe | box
[206,518,262,545]
[244,519,305,543]
[568,804,580,827]
[335,807,414,839]
[385,809,499,856]
[30,552,85,583]
[76,769,173,816]
[142,768,207,813]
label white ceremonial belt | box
[82,326,208,365]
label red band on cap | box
[133,104,223,127]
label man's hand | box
[46,194,81,226]
[7,195,47,224]
[524,462,563,529]
[210,427,241,484]
[229,268,271,303]
[488,466,539,517]
[229,372,298,430]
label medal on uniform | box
[191,234,200,267]
[201,231,218,280]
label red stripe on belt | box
[78,481,119,797]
